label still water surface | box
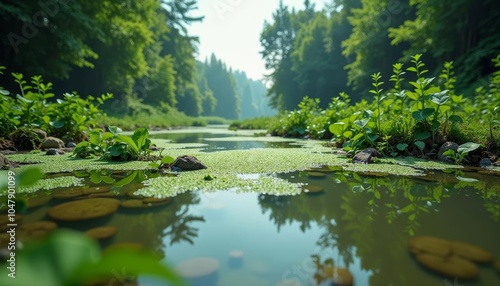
[11,129,500,285]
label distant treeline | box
[261,0,500,110]
[0,0,273,119]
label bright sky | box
[188,0,327,81]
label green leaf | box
[430,90,449,105]
[115,135,139,153]
[457,142,480,154]
[113,171,138,187]
[69,247,186,286]
[400,204,414,213]
[414,141,425,151]
[329,122,345,136]
[101,176,115,185]
[412,108,435,121]
[0,89,10,95]
[374,190,381,199]
[161,156,176,164]
[108,126,122,135]
[354,119,368,129]
[109,144,127,157]
[397,143,408,151]
[52,121,65,129]
[17,168,44,187]
[132,128,149,150]
[456,176,479,183]
[447,115,462,123]
[90,171,102,184]
[415,130,431,141]
[0,230,100,286]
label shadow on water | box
[2,166,500,286]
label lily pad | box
[408,236,451,257]
[450,241,493,263]
[85,226,118,240]
[48,198,120,221]
[53,189,85,199]
[27,194,51,208]
[0,214,23,231]
[18,221,57,240]
[415,253,479,279]
[175,257,219,282]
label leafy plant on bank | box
[0,67,112,142]
[442,142,481,164]
[73,127,155,161]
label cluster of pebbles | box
[408,236,499,279]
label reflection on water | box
[149,131,298,152]
[4,167,500,286]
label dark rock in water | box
[149,145,159,151]
[66,142,76,148]
[41,136,65,149]
[0,154,11,170]
[173,155,207,170]
[46,148,65,155]
[352,148,381,164]
[438,142,458,163]
[479,158,492,167]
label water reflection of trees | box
[70,170,206,258]
[258,170,500,285]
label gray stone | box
[66,142,76,148]
[172,155,207,170]
[0,154,10,169]
[41,137,64,149]
[352,148,381,164]
[46,148,65,155]
[438,142,459,163]
[34,129,47,141]
[479,158,492,167]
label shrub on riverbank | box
[263,54,500,157]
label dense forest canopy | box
[261,0,500,111]
[1,0,498,119]
[0,0,272,120]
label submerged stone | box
[18,221,57,240]
[85,226,118,240]
[408,236,451,257]
[27,194,51,208]
[302,185,324,194]
[415,253,479,279]
[450,241,493,263]
[307,171,327,178]
[48,198,120,221]
[175,257,219,285]
[52,189,84,199]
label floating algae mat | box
[1,128,500,286]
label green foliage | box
[442,142,481,164]
[0,69,112,141]
[0,230,184,286]
[265,53,500,159]
[73,127,154,161]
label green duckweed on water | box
[5,176,84,195]
[5,136,497,197]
